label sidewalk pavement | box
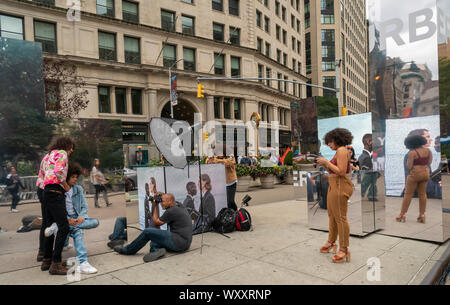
[0,197,448,285]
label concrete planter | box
[285,171,294,185]
[300,164,316,172]
[260,175,274,189]
[237,176,251,192]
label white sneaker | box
[77,261,98,274]
[63,243,73,251]
[10,209,19,213]
[44,222,58,237]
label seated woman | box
[45,162,99,274]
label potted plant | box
[107,174,125,192]
[283,150,294,185]
[298,159,315,171]
[252,164,275,189]
[236,164,252,192]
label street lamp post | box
[335,59,342,116]
[168,58,185,119]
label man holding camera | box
[114,193,193,262]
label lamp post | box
[168,58,185,119]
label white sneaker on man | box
[77,261,98,274]
[44,222,58,237]
[63,243,73,251]
[10,209,19,213]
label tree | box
[43,59,89,119]
[439,57,450,137]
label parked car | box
[293,153,318,163]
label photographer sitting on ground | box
[114,193,192,263]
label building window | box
[275,1,280,16]
[181,15,195,36]
[97,0,114,17]
[214,53,225,75]
[266,68,271,86]
[322,76,336,97]
[264,16,270,33]
[214,97,221,118]
[297,41,301,54]
[277,73,282,91]
[258,64,264,83]
[98,86,111,113]
[122,1,139,23]
[34,20,57,53]
[265,42,271,57]
[44,81,59,111]
[257,37,263,53]
[276,49,281,63]
[283,53,287,66]
[234,99,241,120]
[115,87,127,114]
[282,29,287,44]
[291,15,295,28]
[213,23,224,41]
[321,45,335,59]
[321,14,335,24]
[322,61,336,71]
[163,44,176,68]
[223,98,231,119]
[284,76,288,92]
[276,25,280,40]
[281,6,286,21]
[264,0,269,7]
[33,0,55,5]
[293,81,297,96]
[98,31,116,61]
[292,36,296,51]
[212,0,223,11]
[124,36,140,64]
[229,27,240,45]
[131,89,142,114]
[306,32,311,74]
[0,14,24,40]
[292,58,296,71]
[182,0,193,3]
[256,10,262,28]
[297,19,300,33]
[231,56,241,78]
[304,0,310,29]
[229,0,239,16]
[183,47,196,71]
[161,10,175,32]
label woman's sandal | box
[320,241,337,254]
[332,248,351,263]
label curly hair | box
[47,136,75,153]
[66,161,82,181]
[324,128,353,147]
[404,135,427,150]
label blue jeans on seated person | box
[124,227,180,254]
[65,216,99,264]
[108,217,127,241]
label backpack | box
[235,208,252,231]
[212,208,236,234]
[192,214,212,235]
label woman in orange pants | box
[317,128,354,263]
[396,135,432,223]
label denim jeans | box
[66,217,99,263]
[124,227,180,254]
[109,217,127,241]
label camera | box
[149,194,162,204]
[241,194,252,207]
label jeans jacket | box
[69,184,89,218]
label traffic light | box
[197,83,205,98]
[341,106,348,116]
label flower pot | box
[285,171,294,185]
[300,164,316,172]
[260,175,274,189]
[237,176,251,192]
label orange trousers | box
[327,175,353,248]
[401,167,430,215]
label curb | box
[421,244,450,285]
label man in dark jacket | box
[183,182,198,221]
[358,134,378,201]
